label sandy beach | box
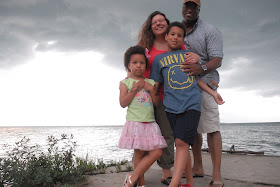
[84,152,280,186]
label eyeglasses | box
[152,18,165,25]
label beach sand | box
[84,152,280,186]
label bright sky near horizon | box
[0,0,280,126]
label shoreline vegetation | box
[0,134,133,187]
[0,134,277,187]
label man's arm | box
[181,26,223,76]
[180,57,222,76]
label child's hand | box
[213,92,225,105]
[184,52,200,64]
[143,81,153,92]
[144,81,160,106]
[131,80,145,92]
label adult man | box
[180,0,224,186]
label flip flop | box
[161,177,172,185]
[193,174,204,178]
[207,180,224,187]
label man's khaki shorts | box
[197,90,220,134]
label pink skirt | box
[118,121,167,151]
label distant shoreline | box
[1,123,280,157]
[0,121,280,127]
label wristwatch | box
[201,64,207,72]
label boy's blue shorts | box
[166,110,201,146]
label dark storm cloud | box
[206,0,280,97]
[0,0,280,96]
[0,0,181,69]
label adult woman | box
[137,11,198,186]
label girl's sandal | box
[124,174,134,187]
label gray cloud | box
[0,0,280,96]
[202,0,280,97]
[0,0,184,67]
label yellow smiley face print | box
[168,65,193,89]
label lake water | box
[0,122,279,163]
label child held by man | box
[149,22,224,187]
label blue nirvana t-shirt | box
[149,50,201,114]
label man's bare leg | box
[207,131,222,182]
[191,133,204,176]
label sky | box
[0,0,280,126]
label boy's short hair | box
[124,45,148,72]
[166,21,186,38]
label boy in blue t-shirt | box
[149,22,224,187]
